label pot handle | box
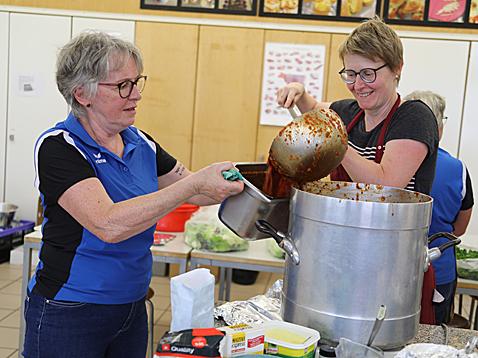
[425,232,461,270]
[255,219,300,265]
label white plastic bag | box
[170,268,215,331]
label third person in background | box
[405,90,474,325]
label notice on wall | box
[15,74,43,97]
[259,42,326,126]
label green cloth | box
[221,169,244,181]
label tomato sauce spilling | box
[262,157,294,198]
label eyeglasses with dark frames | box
[339,64,388,84]
[98,75,147,99]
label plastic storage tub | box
[264,321,320,358]
[156,204,199,232]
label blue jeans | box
[23,291,147,358]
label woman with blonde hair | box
[277,16,439,323]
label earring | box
[86,103,91,108]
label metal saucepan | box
[0,203,18,228]
[269,107,348,183]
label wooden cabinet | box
[5,13,70,221]
[326,33,350,103]
[0,12,8,201]
[459,42,478,236]
[192,26,264,170]
[135,22,199,168]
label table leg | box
[18,243,33,357]
[218,267,226,301]
[179,259,187,274]
[225,268,232,302]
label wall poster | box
[259,42,326,126]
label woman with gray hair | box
[405,90,474,325]
[23,31,243,358]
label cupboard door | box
[135,22,199,168]
[5,13,70,221]
[256,30,332,163]
[459,42,478,238]
[0,12,8,201]
[72,17,135,42]
[192,26,264,171]
[326,34,350,103]
[399,38,469,157]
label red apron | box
[329,95,436,325]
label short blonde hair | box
[404,90,446,130]
[339,16,403,73]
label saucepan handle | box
[255,219,300,265]
[425,232,461,270]
[287,106,301,120]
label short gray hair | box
[56,31,143,118]
[404,90,446,130]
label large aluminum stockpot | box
[267,181,459,349]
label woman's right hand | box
[276,82,305,108]
[190,162,244,203]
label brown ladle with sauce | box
[269,106,348,183]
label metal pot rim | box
[293,180,433,206]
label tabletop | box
[24,230,192,258]
[190,238,285,268]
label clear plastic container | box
[335,338,383,358]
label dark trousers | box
[433,280,457,325]
[23,291,148,358]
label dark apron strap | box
[330,95,401,181]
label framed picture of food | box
[384,0,478,27]
[140,0,257,14]
[339,0,380,18]
[259,0,379,20]
[469,0,478,24]
[385,0,426,22]
[428,0,466,23]
[261,0,300,15]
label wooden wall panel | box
[255,30,332,163]
[191,26,264,170]
[326,33,351,103]
[135,22,198,167]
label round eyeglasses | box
[339,64,388,84]
[98,75,147,99]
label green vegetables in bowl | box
[456,247,478,260]
[456,247,478,281]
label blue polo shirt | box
[429,148,474,286]
[29,112,177,304]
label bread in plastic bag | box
[185,205,249,252]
